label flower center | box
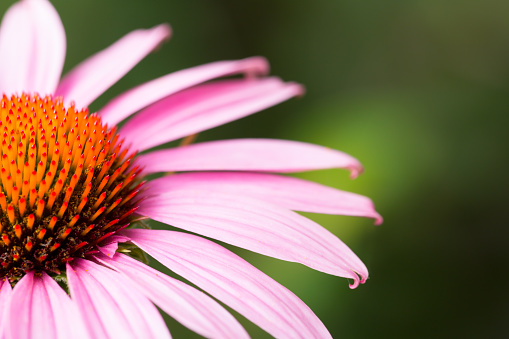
[0,94,141,282]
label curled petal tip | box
[289,82,306,97]
[349,270,368,289]
[348,278,360,289]
[155,23,172,40]
[243,56,270,76]
[349,167,362,179]
[374,213,384,226]
[152,24,172,47]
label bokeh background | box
[2,0,508,337]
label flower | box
[0,0,382,338]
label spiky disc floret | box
[0,94,141,281]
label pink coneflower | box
[0,0,382,338]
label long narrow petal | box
[39,274,89,338]
[100,57,269,126]
[119,78,303,151]
[6,272,88,339]
[0,0,66,95]
[149,172,382,224]
[0,279,12,336]
[123,229,332,339]
[140,190,367,285]
[66,259,171,339]
[97,253,248,339]
[56,24,171,108]
[136,138,363,177]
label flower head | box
[0,0,382,338]
[0,94,139,281]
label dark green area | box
[1,0,507,337]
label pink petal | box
[96,234,131,257]
[56,24,171,108]
[97,253,249,339]
[0,279,12,336]
[100,57,270,126]
[39,273,89,338]
[140,190,367,285]
[136,138,363,177]
[0,0,66,95]
[119,78,303,151]
[66,259,171,339]
[123,229,332,339]
[149,172,382,224]
[97,241,120,258]
[6,272,88,339]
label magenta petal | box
[100,57,269,126]
[119,78,303,151]
[136,138,363,177]
[98,253,249,338]
[6,272,37,339]
[6,272,87,339]
[67,259,170,338]
[97,234,131,258]
[66,259,171,339]
[97,241,120,258]
[0,279,12,335]
[123,229,332,339]
[38,273,89,338]
[0,0,66,95]
[140,190,367,285]
[56,24,171,108]
[149,172,382,224]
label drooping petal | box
[0,0,66,95]
[56,24,171,108]
[136,138,363,177]
[0,279,12,336]
[140,190,367,285]
[6,272,88,339]
[148,172,382,224]
[97,235,130,257]
[97,241,120,258]
[100,57,270,126]
[97,253,249,339]
[39,273,89,338]
[123,229,332,339]
[66,259,171,339]
[119,78,303,151]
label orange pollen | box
[0,94,142,281]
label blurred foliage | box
[1,0,507,337]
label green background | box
[2,0,508,337]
